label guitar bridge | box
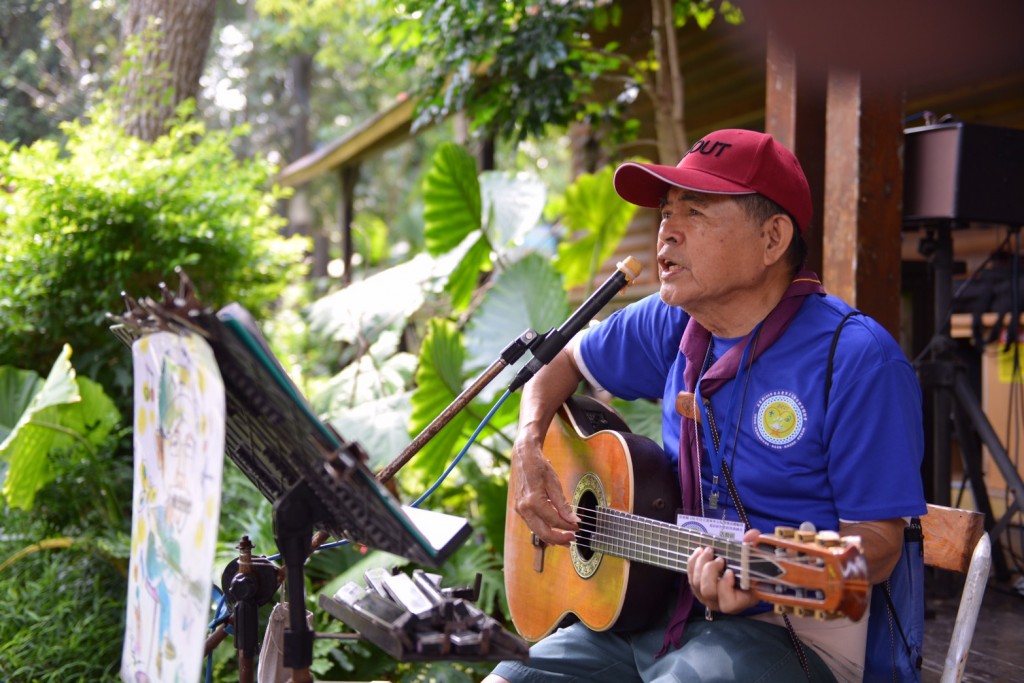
[530,532,546,573]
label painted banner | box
[121,331,225,683]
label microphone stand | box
[376,256,642,484]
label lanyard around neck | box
[695,324,761,512]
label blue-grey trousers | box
[490,613,836,683]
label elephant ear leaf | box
[423,142,482,256]
[554,165,637,289]
[0,366,43,445]
[479,170,546,249]
[464,254,569,400]
[445,234,492,312]
[407,319,470,484]
[1,345,85,510]
[423,143,493,310]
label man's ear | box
[762,214,794,266]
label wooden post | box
[823,69,905,337]
[764,30,827,278]
[337,163,360,286]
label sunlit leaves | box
[326,391,416,472]
[464,254,569,391]
[553,164,637,289]
[307,254,432,346]
[406,319,471,482]
[444,235,492,311]
[0,101,307,403]
[422,142,552,311]
[480,170,547,249]
[0,366,43,446]
[375,0,628,141]
[674,0,745,29]
[0,345,120,510]
[423,142,482,255]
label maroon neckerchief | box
[658,271,826,656]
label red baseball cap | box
[613,129,813,232]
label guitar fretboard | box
[582,506,782,582]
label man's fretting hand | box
[687,528,762,614]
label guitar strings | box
[574,507,809,588]
[569,505,828,587]
[571,505,757,577]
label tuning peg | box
[815,531,842,547]
[794,529,817,543]
[774,526,796,538]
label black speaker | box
[903,122,1024,227]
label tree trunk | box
[650,0,688,163]
[286,52,327,278]
[119,0,217,141]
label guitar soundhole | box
[570,472,605,578]
[575,489,599,560]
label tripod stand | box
[915,222,1024,581]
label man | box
[485,129,927,682]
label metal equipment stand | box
[915,223,1024,580]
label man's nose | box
[658,219,681,245]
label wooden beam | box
[277,97,418,188]
[823,69,905,337]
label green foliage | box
[0,543,126,682]
[376,0,627,142]
[374,1,748,152]
[0,345,121,510]
[255,0,405,87]
[422,142,548,311]
[423,142,484,255]
[0,101,308,411]
[462,254,569,384]
[551,164,638,290]
[406,319,475,484]
[675,0,745,29]
[0,352,131,683]
[610,397,664,444]
[0,0,120,146]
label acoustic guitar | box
[503,395,870,642]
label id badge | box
[676,513,746,542]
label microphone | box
[507,256,642,392]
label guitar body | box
[504,396,681,641]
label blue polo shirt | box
[577,293,927,535]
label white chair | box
[920,503,993,683]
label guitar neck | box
[585,506,750,578]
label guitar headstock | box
[744,526,870,621]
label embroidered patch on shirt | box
[754,391,806,448]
